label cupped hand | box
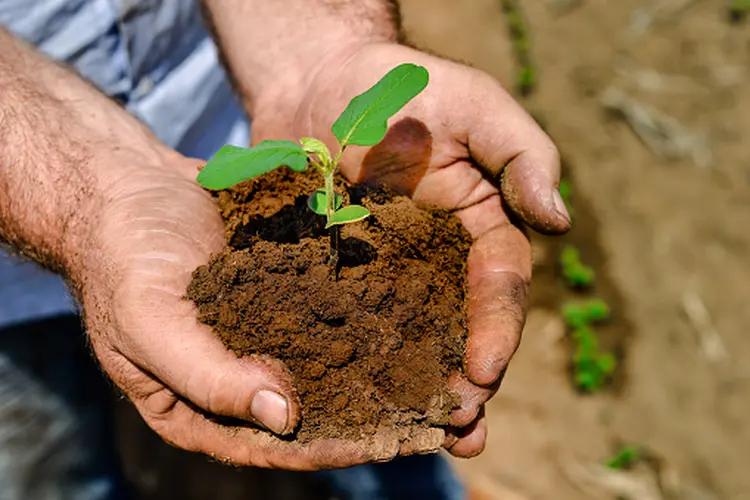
[251,42,571,458]
[77,150,440,470]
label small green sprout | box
[729,0,750,22]
[572,325,616,391]
[562,298,610,328]
[196,64,429,267]
[562,299,616,392]
[559,244,596,288]
[605,445,641,470]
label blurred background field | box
[119,1,750,498]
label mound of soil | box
[186,168,471,443]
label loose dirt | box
[186,168,470,442]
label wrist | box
[0,28,174,284]
[202,0,401,119]
[249,41,384,134]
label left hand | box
[250,42,571,458]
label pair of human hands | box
[82,43,569,469]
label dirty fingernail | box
[552,189,572,224]
[250,390,289,435]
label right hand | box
[251,42,570,459]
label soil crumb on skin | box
[186,169,471,443]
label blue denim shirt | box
[0,0,249,328]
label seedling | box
[562,298,610,328]
[605,445,641,470]
[196,63,430,270]
[572,325,616,391]
[729,0,750,22]
[562,298,616,392]
[559,244,596,288]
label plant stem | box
[323,169,339,277]
[330,226,340,278]
[324,170,335,221]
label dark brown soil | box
[186,168,470,443]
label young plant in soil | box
[605,445,642,470]
[559,244,596,289]
[189,63,471,446]
[196,63,429,273]
[729,0,750,22]
[562,298,616,392]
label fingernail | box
[250,390,289,435]
[552,189,572,224]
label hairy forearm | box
[0,28,166,277]
[202,0,402,114]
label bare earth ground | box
[399,0,750,498]
[119,1,750,498]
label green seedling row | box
[562,299,616,392]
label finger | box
[447,372,499,428]
[443,431,459,449]
[117,290,300,436]
[397,428,446,457]
[144,390,399,470]
[456,196,531,387]
[97,348,403,470]
[500,147,570,235]
[461,72,570,234]
[445,408,487,459]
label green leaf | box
[598,352,617,375]
[584,299,611,323]
[332,63,429,147]
[299,137,332,167]
[197,141,307,190]
[575,371,596,391]
[562,303,588,329]
[307,189,343,215]
[559,244,581,266]
[606,446,641,470]
[325,205,371,228]
[559,245,595,288]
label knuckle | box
[451,408,480,428]
[540,137,561,169]
[137,386,180,425]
